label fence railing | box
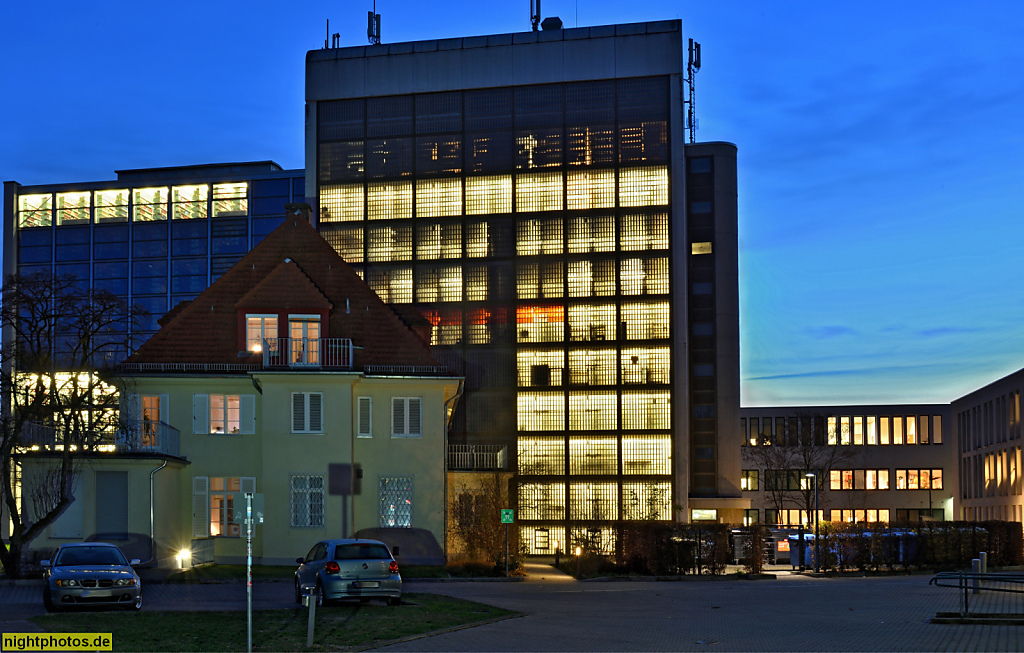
[448,444,508,471]
[18,420,181,458]
[930,571,1024,618]
[262,337,352,368]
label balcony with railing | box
[448,444,508,471]
[262,337,353,369]
[17,420,181,458]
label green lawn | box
[32,593,516,652]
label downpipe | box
[142,460,168,566]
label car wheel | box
[128,592,143,611]
[294,578,302,604]
[42,589,58,613]
[315,582,325,608]
[387,596,401,607]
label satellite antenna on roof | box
[685,38,701,143]
[368,1,381,45]
[530,0,541,31]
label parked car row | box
[40,538,402,611]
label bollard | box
[980,551,988,575]
[972,559,981,595]
[306,587,317,647]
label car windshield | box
[54,546,128,567]
[334,543,390,560]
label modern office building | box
[739,405,954,526]
[3,162,305,341]
[953,369,1024,523]
[305,19,744,552]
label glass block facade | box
[5,165,305,343]
[313,75,722,547]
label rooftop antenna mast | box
[530,0,541,31]
[685,38,701,143]
[368,1,381,45]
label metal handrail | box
[929,571,1024,617]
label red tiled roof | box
[128,216,442,370]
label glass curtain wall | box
[316,77,674,553]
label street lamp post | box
[806,471,819,573]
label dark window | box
[94,224,128,259]
[132,222,168,258]
[415,92,462,134]
[319,141,365,182]
[617,77,669,122]
[465,88,513,131]
[416,135,462,176]
[467,132,513,173]
[318,99,364,141]
[566,80,615,123]
[566,124,615,166]
[366,138,414,179]
[367,95,413,137]
[515,85,563,127]
[515,127,562,169]
[688,157,712,174]
[252,178,291,198]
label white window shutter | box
[292,393,305,432]
[124,394,140,424]
[409,398,422,436]
[158,395,169,423]
[192,476,209,538]
[241,477,256,494]
[240,395,256,434]
[358,397,372,437]
[392,398,405,436]
[308,393,322,432]
[193,395,210,434]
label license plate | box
[354,581,379,589]
[81,590,113,597]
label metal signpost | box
[238,493,264,653]
[501,509,514,577]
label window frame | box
[292,392,324,434]
[290,474,325,528]
[391,397,422,438]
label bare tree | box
[744,414,857,524]
[0,272,144,578]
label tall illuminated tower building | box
[306,19,743,550]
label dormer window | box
[246,314,278,353]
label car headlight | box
[114,578,137,587]
[55,579,79,587]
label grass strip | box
[32,592,515,651]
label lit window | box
[566,170,614,210]
[570,437,617,474]
[621,213,669,251]
[18,193,52,228]
[568,349,616,386]
[516,305,565,344]
[465,175,512,215]
[465,220,490,257]
[691,242,712,255]
[620,347,670,384]
[379,477,412,527]
[210,395,241,434]
[621,302,670,340]
[621,390,670,430]
[416,222,461,259]
[517,218,563,255]
[569,483,618,520]
[415,179,462,217]
[367,268,412,304]
[246,314,278,353]
[367,225,412,261]
[368,181,413,220]
[416,266,462,303]
[517,391,566,431]
[519,483,567,520]
[515,172,563,212]
[622,435,671,475]
[289,316,321,365]
[517,350,565,387]
[619,166,668,207]
[518,439,565,475]
[56,191,91,225]
[568,215,614,253]
[134,187,169,221]
[320,184,365,222]
[94,189,129,223]
[171,185,209,220]
[741,470,759,491]
[622,482,671,520]
[212,182,247,217]
[568,304,616,342]
[569,392,616,430]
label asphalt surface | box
[2,564,1023,651]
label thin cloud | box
[804,326,857,339]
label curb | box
[349,612,525,651]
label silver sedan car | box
[42,542,142,611]
[294,539,401,607]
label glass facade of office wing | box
[15,172,305,344]
[316,77,684,550]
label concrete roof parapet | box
[512,31,539,45]
[413,39,439,53]
[615,23,647,36]
[538,29,563,42]
[388,42,415,55]
[486,33,513,47]
[562,27,591,40]
[462,35,489,49]
[365,44,389,57]
[587,25,616,38]
[646,20,680,33]
[437,38,462,51]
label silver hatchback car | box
[41,542,142,611]
[294,539,401,607]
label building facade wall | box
[740,405,955,526]
[952,369,1024,523]
[306,20,743,549]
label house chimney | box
[285,202,312,222]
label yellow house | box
[26,207,460,567]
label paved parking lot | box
[3,568,1023,651]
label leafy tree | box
[0,272,144,578]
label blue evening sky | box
[2,1,1022,406]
